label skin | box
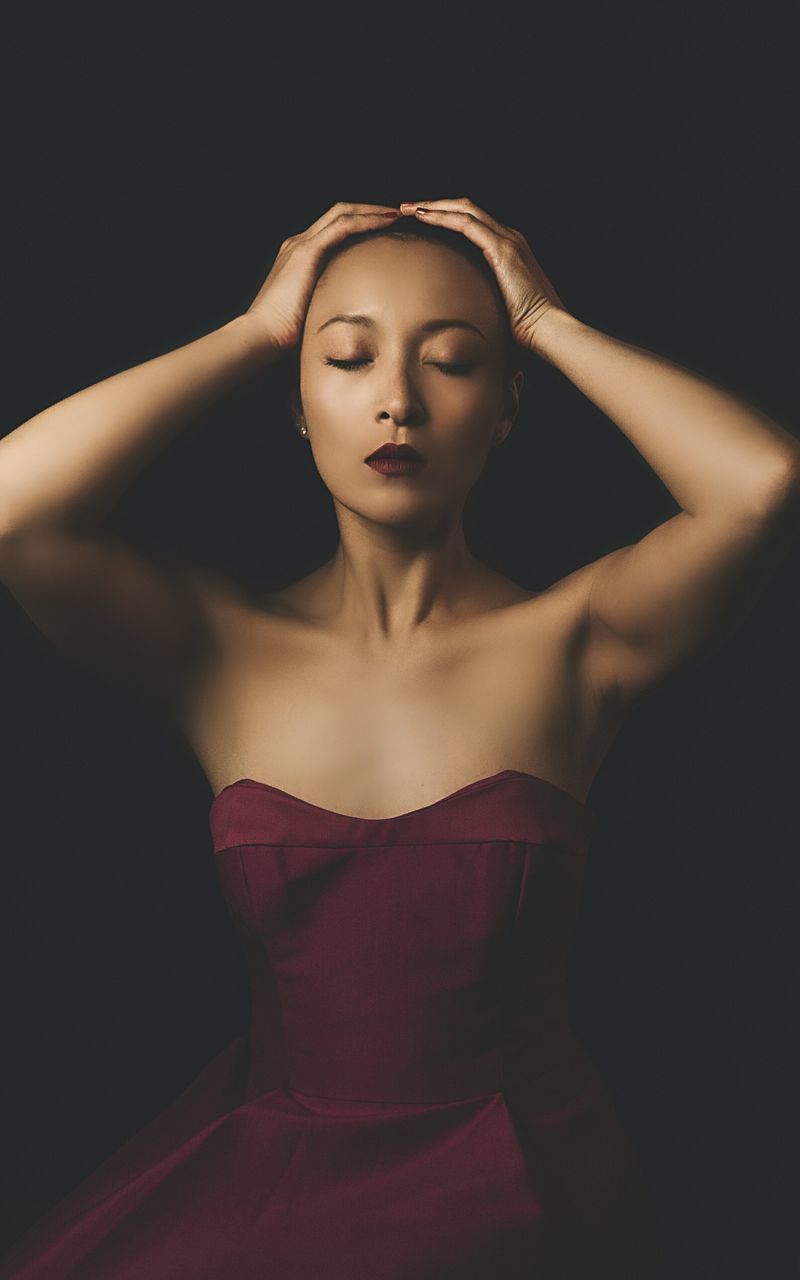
[2,195,798,817]
[290,235,525,652]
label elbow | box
[747,450,800,517]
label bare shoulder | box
[179,561,279,628]
[175,562,320,684]
[503,557,595,631]
[182,556,601,667]
[186,555,598,640]
[510,550,670,729]
[503,555,617,707]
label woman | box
[1,197,798,1278]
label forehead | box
[306,237,502,336]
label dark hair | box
[286,218,517,415]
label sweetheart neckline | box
[209,768,592,824]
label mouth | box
[365,455,426,476]
[364,443,425,463]
[364,443,427,477]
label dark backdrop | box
[1,6,798,1274]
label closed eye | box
[324,358,476,376]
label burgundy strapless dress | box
[0,769,664,1278]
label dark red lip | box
[365,443,425,462]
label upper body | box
[2,202,797,823]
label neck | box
[318,512,484,649]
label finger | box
[302,209,401,255]
[304,201,398,233]
[301,209,399,245]
[409,206,506,259]
[399,197,510,238]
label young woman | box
[1,197,798,1278]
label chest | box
[184,593,614,817]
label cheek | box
[306,379,363,430]
[441,376,498,417]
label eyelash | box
[324,357,475,377]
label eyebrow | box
[315,313,486,338]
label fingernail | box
[381,211,400,218]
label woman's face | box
[297,236,518,530]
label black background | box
[1,5,798,1274]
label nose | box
[376,358,425,427]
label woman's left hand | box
[398,197,569,355]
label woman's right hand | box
[243,202,400,354]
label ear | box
[496,369,524,445]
